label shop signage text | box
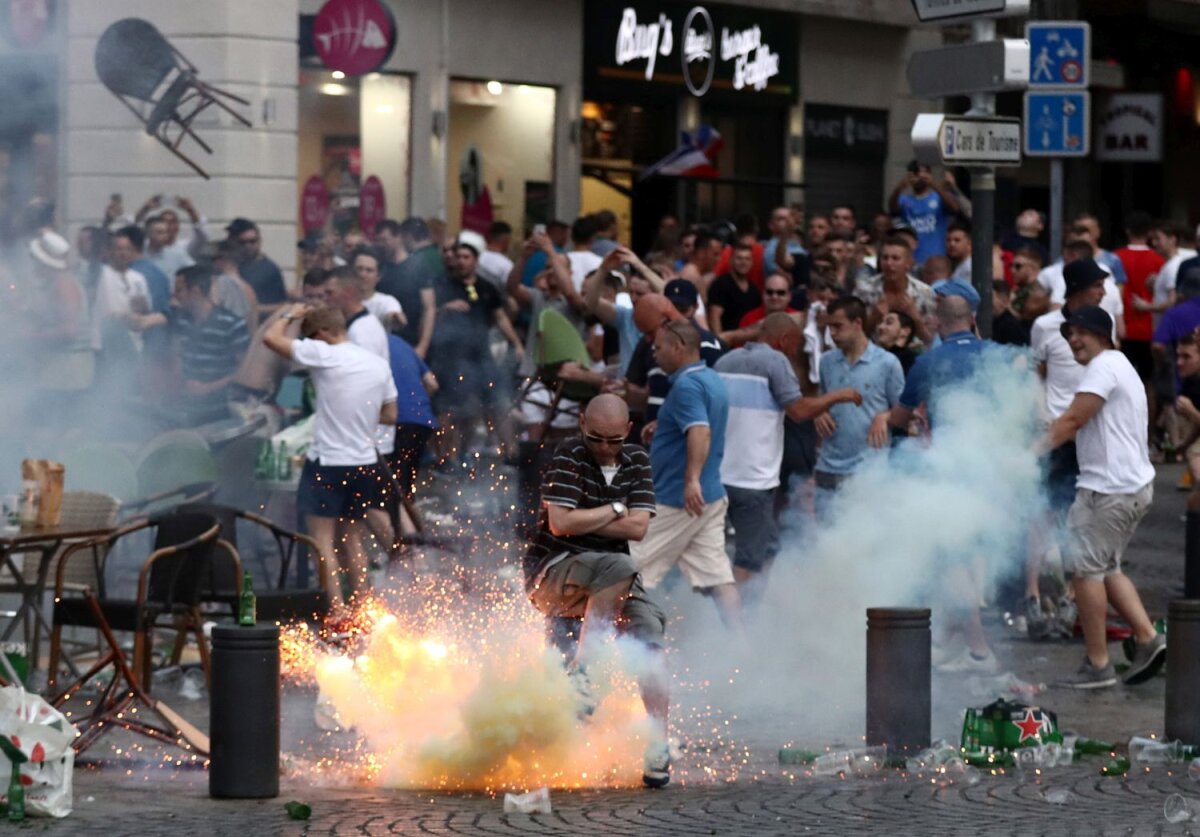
[804,104,889,160]
[1095,93,1162,163]
[596,2,795,100]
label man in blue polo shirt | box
[887,281,999,674]
[814,296,905,521]
[631,320,741,629]
[891,280,988,428]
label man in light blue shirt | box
[631,321,742,629]
[814,297,905,522]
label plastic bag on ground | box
[504,787,551,814]
[0,686,77,817]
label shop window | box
[297,70,411,235]
[447,79,555,236]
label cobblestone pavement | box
[22,465,1200,834]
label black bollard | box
[1186,512,1200,598]
[1165,599,1200,745]
[210,624,280,799]
[866,608,931,757]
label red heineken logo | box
[1013,708,1046,743]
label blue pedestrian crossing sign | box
[1026,21,1090,88]
[1023,91,1089,156]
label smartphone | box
[533,223,546,236]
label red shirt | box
[1117,245,1165,342]
[739,305,799,328]
[714,242,766,291]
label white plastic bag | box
[503,787,551,814]
[0,686,77,817]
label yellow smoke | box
[310,612,654,790]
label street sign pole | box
[968,18,996,339]
[1050,158,1063,262]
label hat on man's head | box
[1063,258,1108,298]
[1059,305,1114,343]
[297,232,322,253]
[456,229,486,256]
[663,278,699,308]
[29,230,69,270]
[226,217,257,237]
[934,278,980,312]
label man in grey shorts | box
[523,394,671,787]
[1040,305,1167,689]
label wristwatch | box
[610,501,627,518]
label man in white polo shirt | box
[714,313,861,603]
[264,304,397,606]
[1040,305,1166,689]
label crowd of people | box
[5,164,1196,785]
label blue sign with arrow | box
[1023,91,1089,156]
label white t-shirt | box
[477,250,514,289]
[1074,350,1155,494]
[1037,261,1124,324]
[345,311,393,454]
[364,291,403,328]
[1152,248,1197,307]
[94,266,151,351]
[567,250,603,293]
[1030,309,1080,419]
[292,339,397,467]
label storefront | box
[581,0,801,253]
[802,103,889,224]
[297,0,580,242]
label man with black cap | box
[227,217,285,311]
[1039,304,1166,688]
[1026,258,1109,639]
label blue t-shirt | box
[132,257,171,313]
[650,361,729,507]
[898,191,949,264]
[899,331,988,424]
[387,334,437,429]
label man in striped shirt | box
[523,393,671,787]
[131,264,251,424]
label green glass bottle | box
[7,761,24,822]
[239,571,256,626]
[278,442,291,480]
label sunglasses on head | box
[583,431,625,447]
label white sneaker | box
[936,648,999,675]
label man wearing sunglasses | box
[523,393,670,787]
[226,217,286,314]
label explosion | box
[281,568,657,791]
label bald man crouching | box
[523,393,672,788]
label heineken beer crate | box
[961,698,1063,755]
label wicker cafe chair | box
[177,502,330,625]
[47,511,239,695]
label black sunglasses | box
[764,289,789,296]
[239,236,259,245]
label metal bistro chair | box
[177,503,331,625]
[0,491,123,669]
[517,307,600,428]
[47,511,239,695]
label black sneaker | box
[1122,633,1166,685]
[1055,657,1118,690]
[642,740,670,788]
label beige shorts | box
[1065,484,1153,581]
[631,497,733,590]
